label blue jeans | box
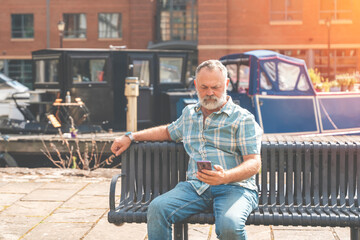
[147,181,258,240]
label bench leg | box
[174,223,188,240]
[351,227,360,240]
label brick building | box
[0,0,359,88]
[198,0,360,81]
[0,0,158,88]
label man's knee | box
[148,196,165,216]
[216,216,246,239]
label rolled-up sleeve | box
[238,115,263,156]
[167,108,186,142]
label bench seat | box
[108,141,360,239]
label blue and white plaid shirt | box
[168,96,263,195]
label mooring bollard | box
[124,77,139,132]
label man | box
[111,60,263,240]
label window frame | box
[63,13,87,39]
[11,13,34,39]
[8,59,33,88]
[269,0,303,24]
[98,13,122,39]
[319,0,352,22]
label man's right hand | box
[111,135,132,156]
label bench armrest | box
[109,173,125,211]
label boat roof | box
[220,50,305,64]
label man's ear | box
[193,79,197,87]
[226,78,230,87]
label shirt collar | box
[194,96,235,116]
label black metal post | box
[326,19,331,80]
[59,32,63,48]
[57,20,65,48]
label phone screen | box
[197,161,212,171]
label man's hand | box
[111,135,131,156]
[197,154,261,186]
[196,165,228,185]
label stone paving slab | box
[0,201,62,217]
[0,193,25,206]
[84,217,148,240]
[271,226,336,240]
[0,167,353,240]
[21,188,79,202]
[44,207,107,223]
[0,215,43,240]
[61,194,109,209]
[77,182,112,196]
[0,182,44,193]
[22,222,94,240]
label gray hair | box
[195,60,228,83]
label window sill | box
[98,38,123,41]
[63,38,87,41]
[11,38,34,42]
[270,20,303,25]
[319,19,353,25]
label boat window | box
[297,73,310,91]
[35,59,59,83]
[278,62,300,91]
[239,65,250,90]
[225,64,237,92]
[263,61,276,82]
[72,59,107,83]
[260,72,272,90]
[133,60,150,87]
[159,57,182,83]
[225,64,250,93]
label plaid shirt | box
[168,97,263,195]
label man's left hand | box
[196,165,228,185]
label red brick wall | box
[198,0,228,62]
[198,0,360,67]
[0,0,156,59]
[129,0,156,49]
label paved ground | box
[0,167,351,240]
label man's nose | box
[206,89,214,95]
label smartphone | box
[197,161,212,171]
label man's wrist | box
[124,132,135,142]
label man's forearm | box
[132,124,172,142]
[223,156,261,184]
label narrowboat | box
[218,50,360,135]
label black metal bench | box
[108,141,360,240]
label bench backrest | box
[119,141,359,211]
[260,141,359,210]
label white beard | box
[197,89,227,110]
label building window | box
[98,13,122,39]
[320,0,352,21]
[11,14,34,38]
[63,13,87,38]
[8,60,33,89]
[270,0,302,21]
[158,0,197,42]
